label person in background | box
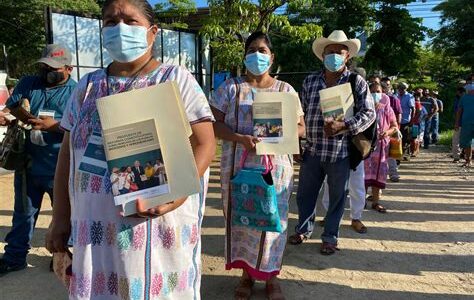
[455,82,474,167]
[133,160,147,189]
[153,158,165,185]
[397,82,415,160]
[410,88,427,157]
[45,1,216,299]
[118,166,130,194]
[420,88,438,149]
[430,90,443,144]
[210,31,305,300]
[290,30,375,255]
[452,86,466,162]
[110,167,120,196]
[0,44,76,276]
[381,80,402,182]
[365,82,397,213]
[368,74,381,85]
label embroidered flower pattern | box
[117,224,133,250]
[106,223,116,246]
[77,274,91,298]
[181,225,191,246]
[80,172,90,193]
[162,226,175,249]
[78,220,89,247]
[130,278,142,300]
[92,272,106,296]
[151,273,163,297]
[107,272,118,295]
[167,272,178,293]
[132,224,145,251]
[103,174,112,194]
[190,224,198,245]
[118,277,129,300]
[90,175,102,193]
[90,221,104,246]
[152,223,163,247]
[178,270,187,292]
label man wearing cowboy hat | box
[0,44,76,276]
[289,30,376,254]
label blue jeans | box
[2,173,54,266]
[295,153,350,244]
[431,115,440,142]
[423,118,432,148]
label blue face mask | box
[244,52,271,76]
[323,54,345,72]
[465,83,474,92]
[371,92,382,104]
[103,23,151,63]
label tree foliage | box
[432,0,474,69]
[200,0,322,72]
[287,0,374,37]
[363,1,426,76]
[154,0,197,29]
[0,0,100,78]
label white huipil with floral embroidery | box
[60,65,214,300]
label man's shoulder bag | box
[0,119,27,171]
[347,73,377,170]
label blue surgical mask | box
[103,23,151,63]
[323,54,345,72]
[244,52,271,76]
[465,83,474,92]
[371,92,382,104]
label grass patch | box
[439,129,453,146]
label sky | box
[149,0,442,32]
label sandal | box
[288,233,307,245]
[351,219,367,234]
[366,195,373,202]
[234,278,254,300]
[372,203,387,213]
[320,242,339,255]
[265,282,285,300]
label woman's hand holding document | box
[319,82,354,136]
[97,82,201,217]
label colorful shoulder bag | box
[230,150,282,233]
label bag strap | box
[239,149,273,174]
[278,81,286,92]
[348,73,358,114]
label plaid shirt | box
[301,69,376,162]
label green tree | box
[287,0,374,37]
[0,0,100,78]
[200,0,322,72]
[154,0,197,29]
[433,0,474,69]
[363,1,426,76]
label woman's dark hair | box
[102,0,155,25]
[244,31,273,54]
[369,82,381,90]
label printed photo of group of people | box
[253,118,284,141]
[109,149,168,197]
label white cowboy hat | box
[312,30,361,61]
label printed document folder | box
[96,81,200,216]
[253,92,300,155]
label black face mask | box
[38,68,66,85]
[46,71,66,84]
